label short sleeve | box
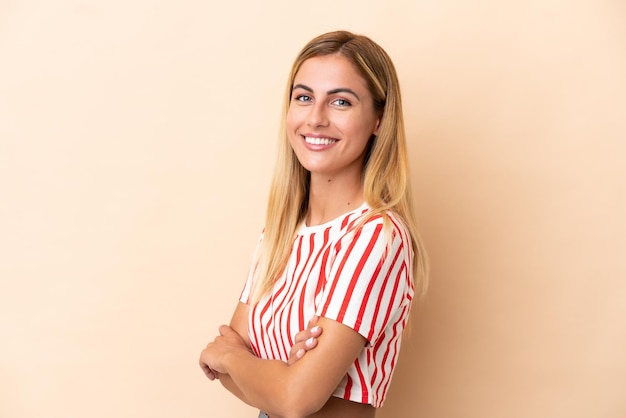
[316,217,414,346]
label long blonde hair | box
[251,30,428,302]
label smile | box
[304,136,338,145]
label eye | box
[332,98,352,107]
[294,94,312,103]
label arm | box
[200,316,366,418]
[202,303,323,407]
[215,302,253,405]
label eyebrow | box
[292,84,361,101]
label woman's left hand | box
[199,325,251,381]
[288,315,323,365]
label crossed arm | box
[199,302,365,418]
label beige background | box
[1,1,625,417]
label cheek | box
[285,115,298,144]
[286,114,296,135]
[286,113,300,148]
[286,112,295,132]
[286,104,301,127]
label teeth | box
[304,136,337,145]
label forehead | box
[293,55,369,92]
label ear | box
[373,116,381,136]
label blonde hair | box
[251,30,428,302]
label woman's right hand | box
[288,315,323,365]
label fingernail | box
[311,326,320,333]
[297,349,305,358]
[306,337,315,347]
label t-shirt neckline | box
[296,202,370,235]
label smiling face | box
[286,54,381,181]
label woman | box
[199,30,427,418]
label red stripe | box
[338,224,383,324]
[256,298,273,358]
[376,263,404,342]
[353,357,369,403]
[314,228,332,300]
[378,304,409,402]
[299,234,316,330]
[367,245,403,341]
[376,331,393,400]
[370,333,381,384]
[250,302,262,356]
[343,374,353,399]
[279,234,310,357]
[269,259,291,360]
[355,230,390,333]
[320,227,364,317]
[280,235,309,350]
[298,227,330,330]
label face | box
[286,54,381,180]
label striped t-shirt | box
[239,203,414,407]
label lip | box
[300,133,339,150]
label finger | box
[293,324,322,346]
[309,325,322,338]
[287,347,306,365]
[218,325,248,347]
[200,361,216,380]
[287,336,319,365]
[219,324,235,336]
[293,329,309,344]
[288,338,308,361]
[288,318,324,364]
[296,316,321,344]
[288,334,320,364]
[305,336,318,350]
[307,315,320,328]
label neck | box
[305,172,364,226]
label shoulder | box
[336,208,412,255]
[345,208,411,240]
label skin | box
[200,55,381,418]
[287,315,322,366]
[288,54,380,225]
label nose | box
[306,102,329,127]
